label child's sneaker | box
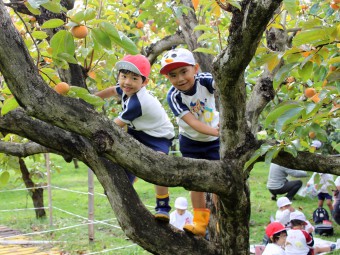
[154,209,170,222]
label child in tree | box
[160,48,219,236]
[170,197,193,230]
[96,54,175,221]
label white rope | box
[53,206,121,229]
[1,221,96,240]
[0,207,48,212]
[0,186,49,192]
[83,244,137,254]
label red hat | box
[265,222,286,238]
[115,54,151,78]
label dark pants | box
[269,180,302,200]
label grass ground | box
[0,155,339,254]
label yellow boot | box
[183,208,210,236]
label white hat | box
[174,197,188,210]
[277,197,292,208]
[160,48,196,75]
[311,140,322,149]
[290,211,307,224]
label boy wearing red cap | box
[262,222,287,255]
[160,48,219,236]
[96,54,175,221]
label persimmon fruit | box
[71,25,88,39]
[136,21,144,29]
[304,88,316,98]
[311,93,320,103]
[54,82,70,95]
[309,131,316,139]
[330,3,339,10]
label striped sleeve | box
[196,72,215,93]
[116,85,123,96]
[119,94,142,122]
[167,87,189,117]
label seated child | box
[262,222,287,255]
[286,211,335,255]
[275,197,295,227]
[169,197,193,230]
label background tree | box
[0,0,339,254]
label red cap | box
[265,222,286,238]
[115,54,151,78]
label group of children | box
[263,197,337,255]
[96,47,219,236]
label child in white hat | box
[169,197,193,230]
[275,197,295,227]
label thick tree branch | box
[0,109,231,194]
[144,31,186,65]
[0,141,52,157]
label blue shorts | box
[179,135,220,160]
[126,128,173,183]
[128,128,172,154]
[318,192,332,201]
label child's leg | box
[154,185,171,222]
[318,199,324,208]
[183,191,210,236]
[326,198,334,212]
[191,191,206,208]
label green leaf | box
[265,147,281,164]
[244,144,272,170]
[84,8,96,21]
[276,106,303,132]
[50,30,75,57]
[298,61,313,82]
[72,11,85,23]
[193,47,217,55]
[41,19,64,29]
[31,31,48,40]
[100,22,120,41]
[193,25,214,32]
[57,53,78,64]
[227,0,241,10]
[264,102,301,128]
[68,87,104,107]
[293,28,332,47]
[283,0,297,18]
[91,28,112,49]
[284,145,297,158]
[69,86,90,95]
[41,1,61,14]
[24,2,41,15]
[80,94,105,107]
[1,97,19,115]
[27,0,48,9]
[0,171,10,186]
[116,31,139,55]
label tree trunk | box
[18,158,46,219]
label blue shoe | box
[154,210,170,222]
